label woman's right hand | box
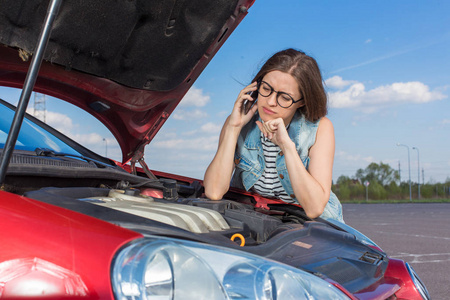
[228,81,259,128]
[204,82,258,200]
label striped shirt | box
[251,132,294,203]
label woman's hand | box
[256,118,293,150]
[228,82,259,128]
[203,82,258,200]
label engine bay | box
[23,183,307,247]
[21,182,389,294]
[3,155,389,294]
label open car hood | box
[0,0,254,162]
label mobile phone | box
[243,91,258,114]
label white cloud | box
[71,132,104,145]
[327,76,447,112]
[217,110,230,119]
[45,111,75,134]
[325,76,358,90]
[335,150,374,163]
[25,107,123,160]
[173,108,208,120]
[430,118,450,130]
[152,135,219,151]
[26,107,76,135]
[158,131,178,139]
[182,130,199,136]
[65,131,121,158]
[365,39,372,44]
[179,86,210,107]
[328,82,365,108]
[200,122,222,134]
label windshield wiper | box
[35,148,113,168]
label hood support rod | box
[0,0,62,185]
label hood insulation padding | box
[0,0,239,91]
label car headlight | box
[111,237,349,300]
[405,263,430,300]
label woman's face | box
[257,70,303,125]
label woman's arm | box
[285,117,335,218]
[259,116,335,218]
[203,82,259,200]
[203,117,241,200]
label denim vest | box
[231,111,344,222]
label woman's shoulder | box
[291,114,334,152]
[316,116,334,136]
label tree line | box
[332,162,450,201]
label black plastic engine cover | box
[244,221,388,294]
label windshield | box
[0,101,82,156]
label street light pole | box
[103,138,108,157]
[412,147,420,200]
[397,143,412,202]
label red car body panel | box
[349,258,424,300]
[0,191,142,298]
[383,259,425,300]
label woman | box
[203,49,343,222]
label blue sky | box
[147,0,450,184]
[1,0,449,183]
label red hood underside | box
[0,0,255,163]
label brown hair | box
[252,49,327,122]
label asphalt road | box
[343,203,450,300]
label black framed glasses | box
[257,80,303,108]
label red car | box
[0,0,429,299]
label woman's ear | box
[296,99,306,109]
